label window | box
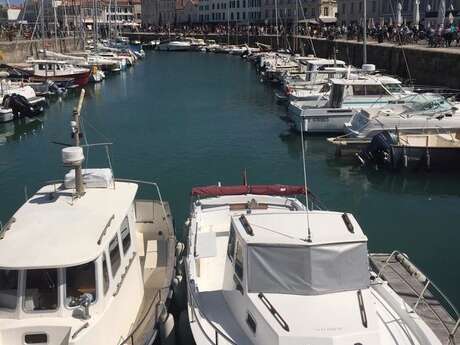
[109,235,121,276]
[65,262,96,307]
[0,269,18,310]
[235,241,244,280]
[323,7,328,16]
[227,225,236,260]
[102,254,110,294]
[246,312,257,333]
[24,269,58,312]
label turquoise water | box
[0,52,459,309]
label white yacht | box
[185,184,459,345]
[288,75,416,133]
[157,40,191,52]
[345,95,460,138]
[0,92,177,345]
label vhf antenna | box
[300,121,312,243]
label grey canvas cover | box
[247,242,369,295]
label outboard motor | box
[358,131,397,168]
[4,93,45,118]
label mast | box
[108,0,112,41]
[41,0,45,51]
[363,0,367,64]
[227,3,230,45]
[73,89,86,197]
[275,0,279,48]
[53,1,58,52]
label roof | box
[232,211,367,246]
[330,75,401,85]
[0,182,137,269]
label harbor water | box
[0,51,459,309]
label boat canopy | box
[247,242,369,295]
[191,184,306,197]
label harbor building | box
[176,0,199,23]
[336,0,460,25]
[196,0,262,24]
[260,0,337,25]
[142,0,176,25]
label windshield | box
[0,269,18,310]
[24,269,58,312]
[385,83,404,93]
[66,262,96,307]
[247,243,369,295]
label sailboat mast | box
[41,0,45,51]
[275,0,279,48]
[363,0,367,64]
[53,2,58,52]
[227,4,230,45]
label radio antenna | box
[300,121,312,243]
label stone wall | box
[125,32,460,89]
[0,37,84,63]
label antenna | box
[299,121,312,243]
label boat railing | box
[186,269,238,345]
[115,178,174,236]
[118,288,163,345]
[376,250,459,344]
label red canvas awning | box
[191,184,307,197]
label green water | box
[0,52,459,308]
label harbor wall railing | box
[0,37,84,63]
[124,32,460,89]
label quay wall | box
[125,32,460,89]
[0,38,83,63]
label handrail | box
[375,251,459,342]
[186,267,238,345]
[258,293,290,332]
[119,288,163,345]
[115,179,175,237]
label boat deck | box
[128,200,176,345]
[369,253,459,345]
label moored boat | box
[184,183,459,345]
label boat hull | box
[391,145,460,169]
[32,71,91,87]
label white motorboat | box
[0,92,178,345]
[185,184,459,345]
[288,75,418,133]
[157,40,191,52]
[345,95,460,138]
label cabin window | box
[0,269,18,310]
[38,64,45,71]
[352,85,387,96]
[102,254,110,295]
[246,312,257,333]
[385,83,403,93]
[24,269,58,312]
[235,241,244,281]
[65,262,96,307]
[227,225,236,261]
[109,235,121,276]
[120,217,131,255]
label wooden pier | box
[370,252,459,345]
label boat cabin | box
[0,169,175,345]
[327,76,407,108]
[223,211,369,297]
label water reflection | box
[0,118,44,145]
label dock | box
[369,253,459,345]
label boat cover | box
[191,184,306,197]
[247,242,369,295]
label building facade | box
[260,0,337,25]
[142,0,176,25]
[336,0,460,25]
[196,0,261,24]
